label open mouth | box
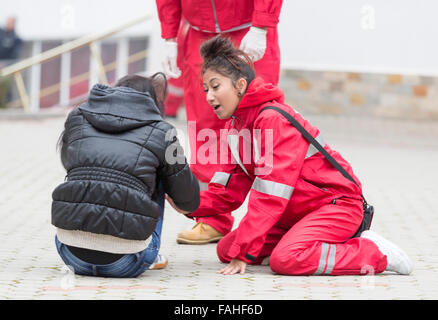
[213,105,220,111]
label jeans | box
[55,184,165,278]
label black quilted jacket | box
[51,84,200,240]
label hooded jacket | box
[188,77,363,263]
[52,84,200,250]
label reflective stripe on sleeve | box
[167,83,184,97]
[305,134,325,159]
[251,177,294,200]
[210,172,231,186]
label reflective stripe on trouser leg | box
[167,83,184,97]
[325,244,336,275]
[314,243,336,275]
[251,177,294,200]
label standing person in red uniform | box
[168,36,413,276]
[156,0,283,244]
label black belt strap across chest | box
[259,106,367,204]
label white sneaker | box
[361,230,413,275]
[149,254,168,270]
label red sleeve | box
[252,0,283,28]
[156,0,182,39]
[188,163,253,219]
[226,112,309,263]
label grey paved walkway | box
[0,111,437,300]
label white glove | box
[239,26,268,62]
[162,39,182,78]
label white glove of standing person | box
[239,26,268,62]
[162,39,181,78]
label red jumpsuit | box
[156,0,282,234]
[187,77,388,275]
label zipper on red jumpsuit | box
[210,0,221,33]
[192,1,251,34]
[230,115,236,128]
[230,115,242,129]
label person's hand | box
[162,39,182,78]
[217,259,247,275]
[239,26,267,62]
[165,194,191,215]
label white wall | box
[278,0,438,76]
[0,0,156,39]
[2,0,438,76]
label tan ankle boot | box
[177,222,224,244]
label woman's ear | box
[236,77,248,96]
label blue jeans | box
[55,185,165,278]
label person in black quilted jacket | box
[52,73,200,278]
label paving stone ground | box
[0,110,437,300]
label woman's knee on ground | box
[269,242,316,275]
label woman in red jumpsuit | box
[168,36,413,276]
[156,0,283,240]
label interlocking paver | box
[0,111,437,300]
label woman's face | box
[202,69,243,119]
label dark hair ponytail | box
[200,36,255,88]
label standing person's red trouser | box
[164,76,184,117]
[164,21,189,117]
[182,27,280,235]
[217,197,388,275]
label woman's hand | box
[165,194,192,215]
[217,259,247,275]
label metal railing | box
[0,13,152,112]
